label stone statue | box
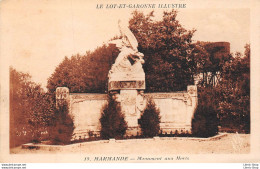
[108,20,144,77]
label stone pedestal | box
[108,73,145,136]
[120,90,138,126]
[56,87,70,108]
[108,72,145,91]
[120,90,140,136]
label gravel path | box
[11,133,250,154]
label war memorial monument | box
[55,20,198,140]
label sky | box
[0,0,250,90]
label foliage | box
[189,41,210,74]
[129,10,197,92]
[192,86,219,137]
[47,45,119,93]
[49,101,75,145]
[99,95,127,139]
[193,44,250,134]
[191,41,232,86]
[139,98,161,137]
[202,42,231,73]
[47,10,200,93]
[45,9,250,135]
[10,67,55,148]
[217,44,250,133]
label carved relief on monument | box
[56,87,70,107]
[120,90,137,117]
[56,87,69,100]
[187,85,197,97]
[109,80,145,90]
[136,90,146,115]
[183,94,192,106]
[144,92,192,106]
[70,94,107,104]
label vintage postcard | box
[0,0,260,164]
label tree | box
[191,41,232,86]
[47,45,119,93]
[47,10,199,94]
[99,95,127,139]
[129,10,197,92]
[49,101,75,145]
[139,98,161,137]
[192,86,219,137]
[217,44,250,133]
[10,67,54,147]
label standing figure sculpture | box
[108,20,144,77]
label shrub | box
[139,98,161,137]
[50,101,75,145]
[100,94,127,139]
[218,47,250,133]
[10,67,55,148]
[192,87,219,137]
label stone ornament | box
[108,20,145,91]
[56,87,69,100]
[187,85,197,97]
[108,19,145,76]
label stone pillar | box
[186,85,198,132]
[55,87,70,108]
[108,80,145,136]
[120,90,138,126]
[120,90,138,135]
[108,75,145,136]
[187,85,198,105]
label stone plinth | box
[108,65,145,136]
[108,71,145,91]
[56,87,70,107]
[120,90,138,126]
[109,80,145,91]
[117,90,141,136]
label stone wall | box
[69,93,107,140]
[145,86,197,134]
[56,85,197,140]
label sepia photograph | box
[1,0,260,164]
